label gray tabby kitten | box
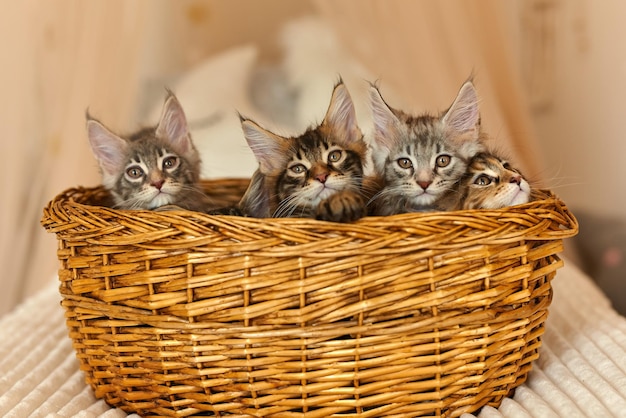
[238,80,368,222]
[86,91,214,212]
[368,79,486,215]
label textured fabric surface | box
[1,259,624,418]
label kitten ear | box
[240,117,289,176]
[86,115,128,176]
[442,80,480,136]
[322,80,362,145]
[156,90,193,155]
[369,83,403,152]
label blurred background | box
[1,0,624,317]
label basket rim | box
[41,179,579,242]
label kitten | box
[454,151,532,210]
[86,90,215,212]
[238,80,368,222]
[367,79,486,215]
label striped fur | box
[368,80,486,215]
[87,91,214,212]
[239,80,368,222]
[454,152,531,210]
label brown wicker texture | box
[41,179,578,418]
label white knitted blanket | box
[1,260,625,418]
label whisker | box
[274,194,308,218]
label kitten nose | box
[310,165,329,184]
[417,180,432,190]
[510,175,522,185]
[151,179,165,190]
[315,172,328,183]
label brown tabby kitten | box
[86,91,214,212]
[454,151,532,210]
[238,80,368,222]
[367,79,487,215]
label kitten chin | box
[406,189,440,209]
[506,181,532,206]
[307,182,338,204]
[136,182,180,209]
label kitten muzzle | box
[315,173,328,183]
[417,180,432,190]
[151,179,165,190]
[510,190,530,206]
[314,186,336,202]
[310,165,330,184]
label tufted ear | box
[240,117,289,176]
[442,80,480,136]
[156,90,193,156]
[86,114,128,177]
[322,80,362,146]
[368,82,403,152]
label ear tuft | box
[156,91,192,155]
[241,118,288,175]
[86,117,128,176]
[322,80,362,146]
[369,83,403,152]
[442,80,480,134]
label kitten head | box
[460,152,531,210]
[240,80,366,218]
[369,79,485,213]
[86,91,202,210]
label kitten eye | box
[163,156,179,170]
[436,154,451,168]
[328,150,342,163]
[290,164,307,174]
[474,175,492,186]
[397,158,413,169]
[126,166,144,179]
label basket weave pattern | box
[41,179,578,418]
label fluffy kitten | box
[368,79,486,215]
[87,91,214,212]
[238,80,368,222]
[454,151,532,210]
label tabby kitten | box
[455,152,531,210]
[368,79,486,215]
[238,80,368,222]
[87,91,214,212]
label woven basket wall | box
[41,178,578,418]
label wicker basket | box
[41,178,578,418]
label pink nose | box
[510,175,521,185]
[315,172,328,183]
[417,180,431,190]
[151,180,165,190]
